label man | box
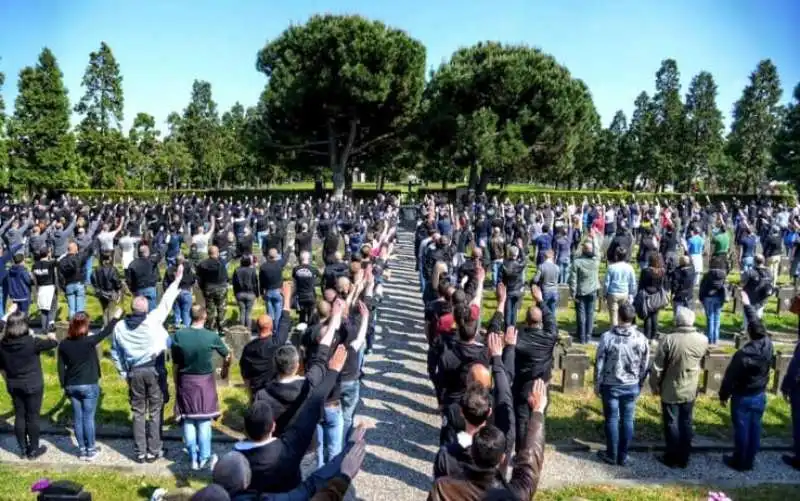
[4,253,33,314]
[259,249,287,328]
[234,345,345,494]
[96,217,125,257]
[111,264,183,463]
[428,379,547,501]
[740,254,772,334]
[58,242,92,319]
[126,244,162,312]
[196,246,228,333]
[594,303,649,466]
[604,246,636,327]
[172,305,231,471]
[292,251,319,324]
[163,254,195,329]
[569,231,601,343]
[433,384,492,479]
[75,216,101,287]
[532,249,558,315]
[650,307,709,468]
[780,333,800,471]
[50,216,77,258]
[239,282,293,395]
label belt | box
[325,401,341,409]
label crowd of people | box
[0,190,798,500]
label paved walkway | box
[0,229,798,500]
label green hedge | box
[62,187,405,202]
[415,187,797,205]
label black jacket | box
[126,254,161,291]
[720,306,774,401]
[259,258,286,292]
[514,302,557,385]
[434,338,490,407]
[239,310,291,391]
[670,265,695,303]
[0,328,57,390]
[698,268,726,301]
[92,265,123,297]
[196,258,228,289]
[58,249,91,286]
[233,266,259,295]
[58,319,118,387]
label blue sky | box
[1,0,799,131]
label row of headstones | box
[553,333,796,396]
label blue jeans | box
[166,255,178,268]
[340,379,361,442]
[601,384,640,464]
[558,262,570,284]
[0,285,4,317]
[137,287,157,312]
[418,269,427,294]
[266,288,283,327]
[66,384,99,453]
[703,295,723,344]
[731,392,766,468]
[492,261,503,289]
[505,294,522,327]
[182,418,213,464]
[575,293,596,343]
[83,256,94,287]
[173,290,193,328]
[65,283,86,319]
[741,255,754,272]
[543,290,559,316]
[316,405,344,468]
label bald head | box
[256,314,273,337]
[525,306,542,327]
[132,296,149,314]
[582,241,594,255]
[472,247,483,260]
[67,242,78,254]
[466,363,492,389]
[209,245,220,259]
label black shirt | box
[126,255,161,291]
[259,258,286,292]
[292,264,319,303]
[233,266,259,295]
[323,262,349,291]
[58,320,118,387]
[32,259,57,287]
[239,310,291,391]
[0,329,57,390]
[295,232,312,253]
[196,258,228,289]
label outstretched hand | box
[527,379,548,413]
[487,332,503,357]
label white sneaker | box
[191,460,199,471]
[202,453,218,472]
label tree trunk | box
[477,170,491,195]
[468,161,479,190]
[378,169,386,191]
[441,178,447,189]
[329,121,344,200]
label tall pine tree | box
[625,92,656,189]
[9,48,78,190]
[180,80,224,187]
[774,82,800,192]
[75,42,129,188]
[651,59,685,189]
[726,60,783,192]
[0,59,8,186]
[128,112,160,188]
[684,71,724,189]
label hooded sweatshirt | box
[4,263,32,301]
[594,324,650,391]
[111,275,180,377]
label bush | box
[415,187,797,206]
[62,187,405,202]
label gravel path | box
[0,229,798,500]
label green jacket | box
[650,327,709,403]
[569,233,601,298]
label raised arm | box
[151,264,184,325]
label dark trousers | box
[236,292,255,328]
[514,381,551,453]
[601,384,640,464]
[661,401,695,466]
[643,310,659,340]
[792,388,800,459]
[203,287,227,332]
[731,392,766,468]
[8,386,43,453]
[298,299,315,324]
[128,366,164,457]
[575,293,596,343]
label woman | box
[57,310,122,460]
[0,306,57,459]
[31,249,58,332]
[719,290,774,472]
[637,253,666,340]
[232,255,259,328]
[91,252,123,327]
[699,255,728,345]
[670,255,696,312]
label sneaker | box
[146,450,164,463]
[190,460,200,471]
[84,448,100,461]
[200,454,218,472]
[618,455,632,467]
[136,454,147,464]
[27,445,47,460]
[596,450,616,465]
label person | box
[569,232,600,344]
[259,248,287,328]
[111,264,184,463]
[234,345,345,494]
[739,254,772,334]
[719,290,774,472]
[233,255,259,328]
[196,246,229,333]
[427,379,546,501]
[532,249,558,317]
[594,302,650,466]
[554,227,571,284]
[670,255,696,312]
[58,310,123,460]
[764,226,783,285]
[91,252,124,328]
[637,253,666,340]
[604,246,636,327]
[292,251,320,324]
[192,218,215,259]
[118,230,141,270]
[0,243,23,317]
[164,254,195,329]
[58,242,92,319]
[32,249,58,332]
[699,255,728,345]
[686,227,705,285]
[433,384,492,479]
[5,252,33,313]
[0,306,58,459]
[239,282,293,395]
[780,333,800,471]
[650,307,708,468]
[126,243,162,312]
[172,305,232,471]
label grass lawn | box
[0,465,796,501]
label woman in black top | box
[0,307,58,458]
[57,310,121,460]
[90,252,123,327]
[31,249,58,332]
[638,253,666,340]
[233,255,259,328]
